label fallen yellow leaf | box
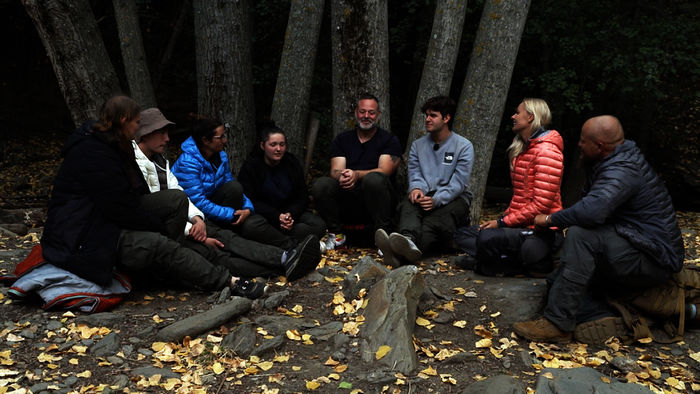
[212,362,225,375]
[324,357,339,366]
[420,366,438,376]
[453,320,467,328]
[416,317,431,326]
[286,330,301,341]
[306,380,321,390]
[475,338,492,348]
[376,345,391,360]
[334,364,348,373]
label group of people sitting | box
[40,92,684,344]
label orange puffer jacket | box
[502,130,564,228]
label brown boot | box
[513,317,572,343]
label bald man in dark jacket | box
[513,115,685,343]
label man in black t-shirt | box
[311,93,401,249]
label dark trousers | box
[311,173,396,234]
[455,225,562,276]
[397,197,468,253]
[544,225,672,332]
[140,189,189,242]
[210,180,295,250]
[284,211,326,241]
[118,230,230,291]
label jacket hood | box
[531,129,564,152]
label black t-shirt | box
[329,127,401,170]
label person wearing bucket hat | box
[133,108,321,283]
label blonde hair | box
[507,98,551,169]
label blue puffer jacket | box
[551,140,684,272]
[171,136,254,223]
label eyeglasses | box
[212,135,227,140]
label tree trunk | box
[405,0,468,152]
[193,0,256,174]
[113,0,157,108]
[153,0,190,90]
[453,0,531,224]
[331,0,391,136]
[22,0,121,126]
[396,0,468,195]
[270,0,325,160]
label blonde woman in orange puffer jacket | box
[454,98,564,276]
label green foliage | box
[517,0,700,119]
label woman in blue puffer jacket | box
[172,118,296,250]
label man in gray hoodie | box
[376,96,474,266]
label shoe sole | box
[389,233,422,263]
[574,317,628,344]
[286,235,321,282]
[512,323,572,343]
[375,229,399,268]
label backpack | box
[607,264,700,343]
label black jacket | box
[551,140,685,272]
[237,152,308,228]
[41,122,164,286]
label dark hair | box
[357,92,380,109]
[92,95,142,186]
[421,96,456,129]
[190,117,223,150]
[92,95,140,154]
[252,121,286,155]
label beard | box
[356,118,376,131]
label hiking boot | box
[284,235,322,281]
[512,317,572,343]
[574,317,629,344]
[375,229,400,267]
[230,278,267,300]
[389,232,422,264]
[323,233,346,251]
[454,254,476,270]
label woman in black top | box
[238,124,325,243]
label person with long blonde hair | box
[454,98,564,276]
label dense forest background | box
[1,0,698,210]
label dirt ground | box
[0,209,699,393]
[0,134,699,393]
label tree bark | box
[453,0,531,224]
[405,0,468,153]
[113,0,157,108]
[270,0,325,160]
[153,0,190,90]
[22,0,121,126]
[193,0,256,173]
[331,0,391,136]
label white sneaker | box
[323,233,346,251]
[389,232,422,263]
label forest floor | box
[0,136,699,393]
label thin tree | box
[405,0,468,151]
[453,0,531,224]
[113,0,157,108]
[331,0,391,135]
[193,0,256,173]
[270,0,325,160]
[22,0,121,126]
